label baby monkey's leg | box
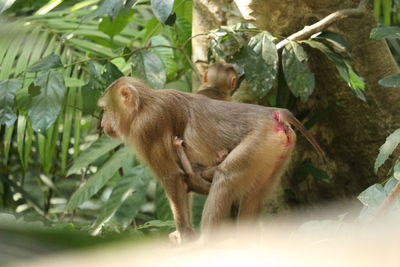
[173,137,211,194]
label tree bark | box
[192,0,400,212]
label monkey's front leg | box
[173,137,212,194]
[162,172,196,244]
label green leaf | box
[0,79,22,127]
[137,220,175,230]
[154,184,173,221]
[370,26,400,39]
[82,0,124,21]
[104,62,124,87]
[67,135,122,176]
[374,129,400,173]
[65,147,132,212]
[301,40,366,102]
[193,194,206,226]
[357,184,386,208]
[27,54,63,73]
[28,70,66,132]
[99,9,134,39]
[378,74,400,87]
[292,158,330,184]
[151,0,174,24]
[243,31,278,99]
[282,41,315,102]
[131,50,166,89]
[316,31,352,53]
[109,165,152,230]
[149,35,178,80]
[91,165,151,235]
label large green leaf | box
[374,128,400,173]
[378,74,400,87]
[65,147,132,212]
[282,41,315,102]
[370,26,400,39]
[99,9,134,39]
[131,50,166,89]
[67,135,122,176]
[151,0,174,24]
[150,35,178,81]
[28,70,66,132]
[92,165,152,234]
[243,31,278,99]
[301,40,366,102]
[26,54,63,73]
[103,62,124,87]
[0,79,22,127]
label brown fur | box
[98,77,324,242]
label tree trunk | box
[192,0,400,212]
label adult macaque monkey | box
[196,62,238,101]
[98,77,325,243]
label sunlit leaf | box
[151,0,174,24]
[0,79,22,127]
[282,41,315,102]
[28,70,66,132]
[0,0,16,13]
[67,135,122,176]
[27,54,63,73]
[375,129,400,173]
[132,50,166,89]
[378,74,400,87]
[243,31,278,99]
[357,184,386,208]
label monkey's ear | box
[119,85,139,110]
[230,76,238,90]
[203,70,209,83]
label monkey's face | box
[98,93,120,139]
[97,84,138,139]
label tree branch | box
[276,0,369,50]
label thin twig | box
[276,0,369,50]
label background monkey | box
[98,77,324,242]
[196,62,238,101]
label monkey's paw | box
[173,136,184,147]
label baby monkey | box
[196,62,238,101]
[173,136,228,195]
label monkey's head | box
[203,62,238,93]
[97,77,142,139]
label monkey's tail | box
[279,109,327,163]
